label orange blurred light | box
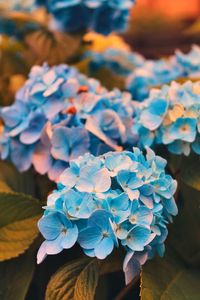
[134,0,200,19]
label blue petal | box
[32,143,53,175]
[61,225,78,249]
[83,248,95,258]
[20,113,46,145]
[109,193,130,211]
[125,226,151,251]
[37,241,47,264]
[59,164,79,187]
[164,198,178,216]
[123,255,140,285]
[94,237,114,259]
[78,226,103,249]
[10,140,34,172]
[51,127,70,162]
[88,210,112,230]
[48,160,67,182]
[38,213,62,240]
[44,236,63,255]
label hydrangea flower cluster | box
[127,45,200,101]
[86,47,145,77]
[133,80,200,156]
[175,45,200,75]
[126,58,183,101]
[36,0,136,35]
[37,148,177,284]
[0,63,137,181]
[0,0,35,11]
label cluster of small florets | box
[175,45,200,75]
[36,0,135,35]
[85,45,200,101]
[134,80,200,156]
[0,63,137,181]
[37,148,177,284]
[0,0,35,11]
[126,58,182,101]
[127,45,200,101]
[0,63,87,178]
[86,47,145,77]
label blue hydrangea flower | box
[0,125,10,160]
[191,135,200,154]
[175,45,200,75]
[126,45,200,101]
[37,211,78,263]
[123,249,149,285]
[85,109,126,151]
[134,80,200,156]
[106,193,130,223]
[63,190,94,219]
[129,201,153,228]
[10,139,35,172]
[121,225,151,251]
[78,210,118,259]
[38,148,177,283]
[140,96,168,131]
[126,59,183,101]
[162,117,197,144]
[117,170,143,200]
[0,0,35,12]
[75,162,112,194]
[0,63,138,181]
[0,64,81,173]
[36,0,135,35]
[105,152,133,176]
[86,48,145,77]
[51,126,90,162]
[15,64,79,119]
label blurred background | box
[1,0,200,105]
[125,0,200,57]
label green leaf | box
[141,251,200,300]
[0,49,27,78]
[45,258,99,300]
[74,58,91,76]
[0,192,42,261]
[25,29,82,66]
[91,67,125,90]
[0,161,36,196]
[0,180,12,193]
[74,260,99,300]
[179,154,200,191]
[168,183,200,267]
[0,243,37,300]
[165,153,200,265]
[184,18,200,36]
